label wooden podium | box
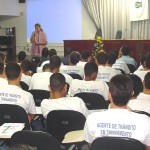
[64,39,150,65]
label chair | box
[46,110,86,142]
[28,90,50,106]
[74,93,108,110]
[90,136,146,150]
[20,81,29,91]
[115,68,125,74]
[68,73,83,80]
[127,64,136,73]
[0,104,30,130]
[10,130,61,150]
[115,30,122,39]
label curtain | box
[82,0,150,39]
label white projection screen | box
[27,0,82,43]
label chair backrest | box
[20,81,29,91]
[0,104,30,130]
[90,136,146,150]
[115,68,125,74]
[127,64,136,73]
[46,110,86,142]
[28,90,50,106]
[10,130,61,150]
[115,30,122,39]
[74,93,108,110]
[68,73,83,80]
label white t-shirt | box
[77,61,87,69]
[68,79,109,100]
[0,78,8,85]
[21,73,31,86]
[60,65,84,78]
[128,93,150,114]
[29,72,73,91]
[0,85,36,114]
[96,66,121,82]
[112,60,130,74]
[29,72,52,91]
[41,97,89,118]
[134,70,150,81]
[84,109,150,146]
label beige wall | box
[0,2,96,56]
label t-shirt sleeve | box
[27,94,36,114]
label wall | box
[0,1,96,56]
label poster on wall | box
[130,0,149,21]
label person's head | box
[48,49,57,58]
[18,51,26,63]
[121,45,130,56]
[35,23,43,32]
[9,144,37,150]
[0,63,5,76]
[140,55,146,68]
[42,63,51,72]
[50,55,61,72]
[81,50,90,62]
[109,49,119,58]
[84,62,98,80]
[42,47,49,58]
[31,56,41,74]
[5,63,21,81]
[128,74,143,98]
[69,51,80,65]
[107,53,117,65]
[0,53,6,64]
[144,72,150,90]
[49,73,67,97]
[109,74,133,107]
[21,60,32,75]
[145,52,150,69]
[65,47,72,56]
[96,52,108,65]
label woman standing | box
[30,23,47,57]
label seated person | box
[0,63,36,121]
[117,45,137,67]
[41,73,89,118]
[0,62,8,85]
[29,55,73,91]
[40,47,49,64]
[61,47,72,65]
[31,56,41,75]
[84,74,150,150]
[20,60,32,86]
[134,52,150,81]
[68,61,109,101]
[77,50,90,69]
[17,51,26,65]
[40,48,57,67]
[96,52,121,82]
[60,51,84,78]
[137,55,146,71]
[128,72,150,114]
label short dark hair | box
[121,45,130,56]
[140,55,146,67]
[5,63,21,80]
[50,73,66,92]
[96,52,108,65]
[21,60,32,72]
[0,53,5,64]
[128,74,143,98]
[84,62,98,77]
[109,74,133,106]
[69,51,80,65]
[0,63,4,75]
[18,51,26,62]
[42,47,49,57]
[9,144,37,150]
[50,55,61,70]
[49,49,57,58]
[145,53,150,69]
[107,53,117,65]
[43,63,51,71]
[81,50,90,59]
[144,72,150,90]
